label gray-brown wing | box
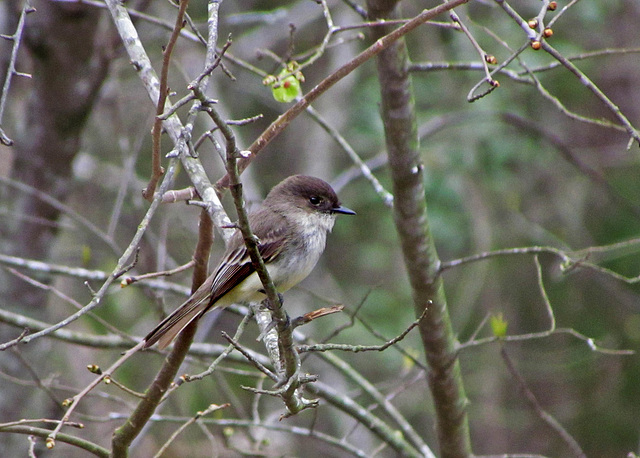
[144,208,290,349]
[209,214,290,303]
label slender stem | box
[216,0,471,188]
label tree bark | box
[366,1,473,456]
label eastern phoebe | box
[144,175,355,349]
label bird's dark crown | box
[265,175,342,213]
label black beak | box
[332,205,356,215]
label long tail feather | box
[144,294,210,350]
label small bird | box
[144,175,355,349]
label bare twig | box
[456,256,634,355]
[181,313,255,383]
[0,176,120,254]
[297,306,428,354]
[10,347,63,407]
[501,347,587,458]
[46,340,146,449]
[5,267,131,341]
[308,376,427,457]
[216,0,472,188]
[447,8,498,89]
[153,403,230,458]
[220,331,278,382]
[0,425,109,457]
[0,253,191,297]
[0,306,272,363]
[440,241,640,286]
[494,0,640,146]
[54,0,205,44]
[107,412,371,457]
[121,260,195,286]
[304,105,394,207]
[143,0,190,200]
[105,0,232,241]
[0,2,34,145]
[0,160,178,352]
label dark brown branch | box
[143,0,190,200]
[111,209,212,456]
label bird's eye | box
[309,196,322,206]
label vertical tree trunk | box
[366,1,473,456]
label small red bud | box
[531,41,542,50]
[528,19,538,29]
[548,1,557,11]
[543,28,553,38]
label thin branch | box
[5,267,131,341]
[304,104,394,207]
[533,255,555,332]
[105,0,233,242]
[440,241,640,286]
[517,53,626,131]
[219,329,277,382]
[501,347,586,458]
[143,0,189,200]
[46,340,146,449]
[307,379,426,458]
[0,159,178,351]
[0,252,191,297]
[501,113,640,218]
[494,0,640,146]
[107,413,371,457]
[10,347,63,407]
[153,403,230,458]
[410,60,531,85]
[0,306,272,363]
[0,425,109,458]
[456,257,634,356]
[447,8,498,89]
[297,306,427,353]
[122,260,195,286]
[102,375,145,399]
[182,313,255,383]
[0,176,121,255]
[216,0,472,188]
[112,208,213,455]
[54,0,205,44]
[521,47,640,75]
[0,2,34,146]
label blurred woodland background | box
[0,0,639,456]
